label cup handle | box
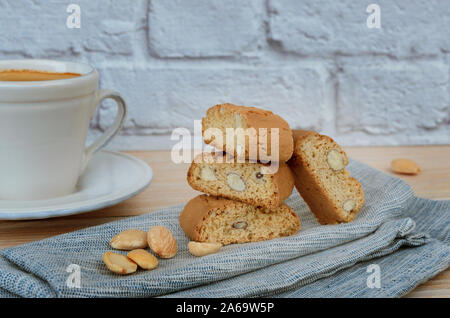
[80,89,127,174]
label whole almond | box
[147,226,178,259]
[391,158,421,175]
[188,241,222,257]
[127,249,158,270]
[342,199,356,213]
[327,148,347,172]
[200,166,217,181]
[226,173,246,192]
[103,251,137,275]
[110,229,148,250]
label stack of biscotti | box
[179,103,301,245]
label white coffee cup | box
[0,59,127,200]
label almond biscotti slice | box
[187,152,294,209]
[179,195,300,245]
[202,103,294,162]
[287,130,365,224]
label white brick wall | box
[148,0,262,58]
[268,0,450,57]
[1,0,449,150]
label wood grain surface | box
[0,146,448,297]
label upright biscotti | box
[187,152,294,209]
[179,195,300,245]
[202,103,294,162]
[288,130,365,224]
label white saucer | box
[0,150,153,220]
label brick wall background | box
[1,0,449,149]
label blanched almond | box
[127,249,158,270]
[391,158,421,175]
[110,229,148,250]
[200,167,217,181]
[188,241,222,257]
[327,148,346,172]
[147,226,178,259]
[226,173,246,192]
[342,199,356,213]
[103,251,137,275]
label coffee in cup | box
[0,69,81,81]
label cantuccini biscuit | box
[287,130,365,224]
[202,103,294,162]
[187,152,294,209]
[179,195,300,245]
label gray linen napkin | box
[0,159,448,298]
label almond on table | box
[147,226,178,259]
[390,158,421,175]
[127,249,159,270]
[110,229,148,250]
[188,241,222,257]
[103,251,137,275]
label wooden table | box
[0,146,449,297]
